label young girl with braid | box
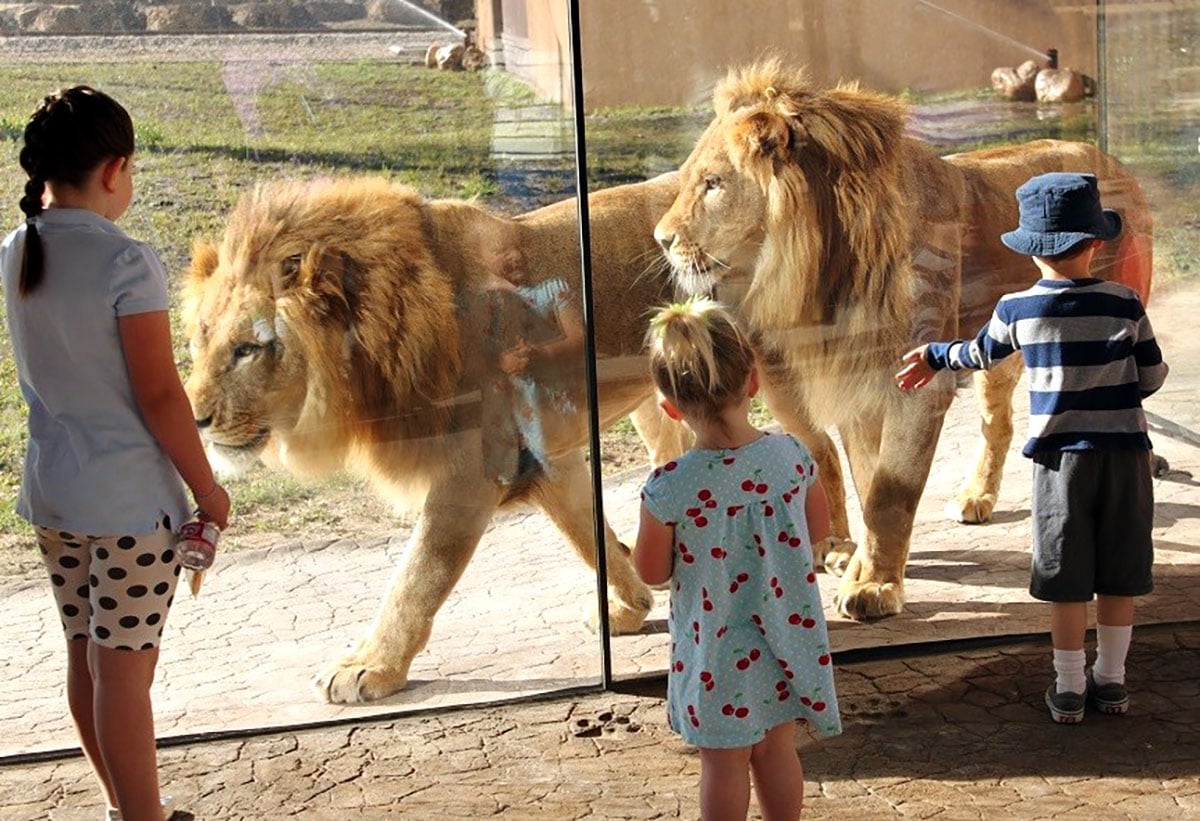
[1,86,230,821]
[634,297,841,821]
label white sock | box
[1053,648,1086,694]
[1093,624,1132,686]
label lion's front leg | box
[949,357,1022,523]
[313,474,502,704]
[533,450,653,634]
[756,381,856,571]
[630,395,692,467]
[834,387,950,619]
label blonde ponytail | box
[647,296,754,420]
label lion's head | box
[182,178,463,483]
[654,60,914,330]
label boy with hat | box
[894,172,1169,724]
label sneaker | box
[1044,684,1085,724]
[1087,668,1130,715]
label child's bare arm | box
[895,345,937,391]
[805,479,831,546]
[633,503,674,585]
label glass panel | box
[576,0,1196,696]
[0,3,613,761]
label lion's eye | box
[232,342,263,360]
[282,254,303,276]
[704,175,722,192]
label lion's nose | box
[196,415,213,430]
[656,231,675,254]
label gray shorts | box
[1030,450,1154,602]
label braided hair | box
[17,86,135,296]
[647,296,755,425]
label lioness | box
[183,174,687,703]
[654,62,1151,620]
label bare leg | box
[1096,595,1134,627]
[749,721,804,821]
[1050,602,1088,651]
[698,745,752,821]
[65,639,117,809]
[90,643,164,821]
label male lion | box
[183,174,688,703]
[654,61,1151,620]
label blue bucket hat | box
[1000,172,1122,257]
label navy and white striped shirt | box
[925,278,1168,457]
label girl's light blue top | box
[1,209,190,536]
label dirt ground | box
[0,426,649,585]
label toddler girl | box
[634,297,841,820]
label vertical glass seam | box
[565,0,614,688]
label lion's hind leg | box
[532,450,654,634]
[949,356,1022,523]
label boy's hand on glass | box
[895,346,936,392]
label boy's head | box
[1001,172,1121,259]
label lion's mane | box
[183,178,478,502]
[716,62,915,339]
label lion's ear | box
[290,247,363,322]
[187,240,219,283]
[732,110,791,162]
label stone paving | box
[1,283,1197,818]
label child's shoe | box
[1044,684,1085,724]
[1086,668,1130,715]
[104,795,176,820]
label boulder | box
[231,2,320,30]
[144,4,238,33]
[23,1,145,34]
[1035,68,1093,103]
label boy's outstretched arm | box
[895,345,937,391]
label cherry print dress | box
[640,433,842,748]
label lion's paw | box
[819,537,857,577]
[589,590,653,635]
[313,656,409,704]
[834,579,905,620]
[947,490,996,524]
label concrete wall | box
[476,0,1101,109]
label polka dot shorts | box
[36,513,181,651]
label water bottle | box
[178,515,219,571]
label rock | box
[22,1,145,34]
[305,1,365,23]
[231,2,321,31]
[1035,68,1094,103]
[991,66,1036,102]
[144,4,238,33]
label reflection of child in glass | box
[633,297,841,821]
[896,172,1168,725]
[1,86,231,820]
[478,240,583,483]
